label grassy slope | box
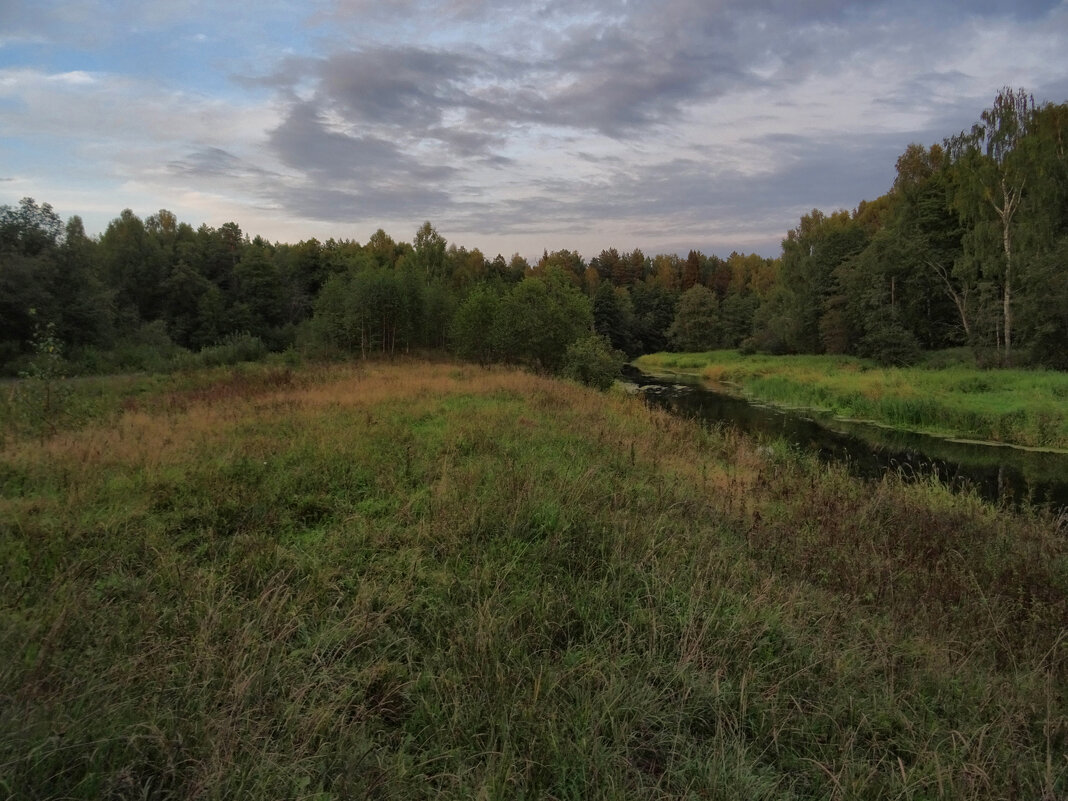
[635,350,1068,450]
[1,362,1065,799]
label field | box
[1,361,1066,799]
[635,350,1068,450]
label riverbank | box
[2,361,1065,799]
[635,350,1068,450]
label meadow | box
[635,350,1068,450]
[1,361,1065,799]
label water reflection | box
[624,366,1068,514]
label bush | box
[108,320,187,373]
[562,334,625,391]
[191,332,268,368]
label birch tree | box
[946,88,1035,364]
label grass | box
[635,350,1068,449]
[1,361,1066,799]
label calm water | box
[623,366,1068,514]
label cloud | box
[268,101,458,184]
[317,47,486,130]
[3,0,1067,257]
[235,0,1067,253]
[168,147,279,182]
[0,67,272,147]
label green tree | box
[14,317,71,437]
[681,250,701,290]
[421,279,453,350]
[98,209,167,329]
[534,249,585,288]
[412,221,447,282]
[946,88,1036,364]
[590,248,621,282]
[0,197,62,257]
[232,241,287,345]
[668,285,721,351]
[493,271,593,371]
[1018,237,1068,368]
[53,215,114,351]
[858,306,922,366]
[888,144,969,346]
[0,199,62,365]
[592,282,638,355]
[1015,101,1068,366]
[303,272,356,356]
[719,291,759,348]
[451,284,501,364]
[162,258,214,348]
[776,209,867,353]
[629,282,677,354]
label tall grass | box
[1,362,1065,799]
[636,350,1068,449]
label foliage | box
[492,271,593,371]
[450,283,501,364]
[177,332,269,369]
[561,334,625,390]
[592,282,638,355]
[667,284,721,351]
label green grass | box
[1,361,1065,799]
[635,350,1068,449]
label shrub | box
[193,332,268,368]
[562,334,625,391]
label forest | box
[2,88,1066,378]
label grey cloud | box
[268,102,457,184]
[272,0,1068,162]
[166,113,458,224]
[256,101,460,222]
[943,0,1063,19]
[522,25,745,135]
[427,127,504,158]
[168,147,278,181]
[299,0,915,147]
[274,184,452,223]
[317,47,487,131]
[441,130,905,256]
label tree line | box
[2,88,1065,377]
[751,88,1068,368]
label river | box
[623,366,1068,515]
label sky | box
[1,1,1067,260]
